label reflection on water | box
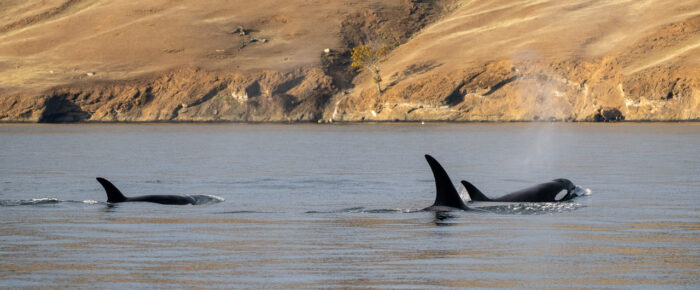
[432,211,459,226]
[0,123,698,287]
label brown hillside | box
[333,0,700,121]
[0,0,381,94]
[0,0,697,122]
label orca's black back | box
[128,195,196,205]
[496,182,567,202]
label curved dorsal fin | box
[425,155,468,209]
[96,177,127,203]
[460,180,491,201]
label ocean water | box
[0,123,698,288]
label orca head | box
[552,178,575,191]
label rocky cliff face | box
[1,67,333,122]
[329,58,698,122]
[0,0,697,122]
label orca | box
[423,155,469,211]
[96,177,196,205]
[460,178,576,202]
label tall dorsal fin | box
[425,155,468,209]
[460,180,491,201]
[96,177,127,203]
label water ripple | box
[474,202,586,215]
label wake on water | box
[0,198,68,206]
[306,207,414,214]
[190,194,226,205]
[307,203,586,215]
[307,187,592,215]
[2,188,591,214]
[473,201,586,215]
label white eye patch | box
[555,189,568,201]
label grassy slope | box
[341,0,699,121]
[0,0,697,121]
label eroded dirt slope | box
[0,0,449,122]
[332,0,700,121]
[0,0,697,122]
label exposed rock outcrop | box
[328,58,699,122]
[2,67,334,122]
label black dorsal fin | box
[460,180,491,201]
[96,177,127,203]
[425,155,468,209]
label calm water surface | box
[0,123,698,288]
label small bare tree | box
[351,44,390,95]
